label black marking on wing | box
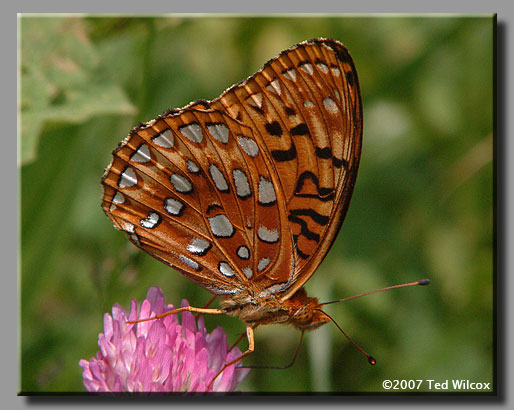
[345,71,355,86]
[289,208,329,226]
[206,203,223,215]
[285,106,296,116]
[290,123,310,136]
[161,108,182,116]
[316,147,349,169]
[292,234,310,260]
[288,215,320,243]
[265,121,283,137]
[271,142,297,162]
[315,146,332,159]
[332,156,349,169]
[258,199,278,208]
[250,104,265,115]
[327,41,354,65]
[294,171,335,201]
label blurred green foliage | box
[20,15,494,393]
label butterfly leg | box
[195,295,219,319]
[127,306,225,324]
[229,324,260,352]
[207,323,255,391]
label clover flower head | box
[79,287,249,392]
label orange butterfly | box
[101,38,414,386]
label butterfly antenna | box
[315,278,430,365]
[315,309,376,365]
[320,279,430,306]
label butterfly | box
[101,38,364,382]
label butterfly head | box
[286,287,331,331]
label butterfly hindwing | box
[210,38,362,298]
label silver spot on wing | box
[257,257,270,272]
[179,255,200,270]
[300,63,314,75]
[113,192,125,204]
[209,164,229,192]
[118,167,137,188]
[164,197,184,216]
[179,123,203,143]
[237,136,259,157]
[140,212,160,229]
[323,97,338,114]
[187,160,200,174]
[130,144,151,163]
[316,62,329,74]
[258,176,276,205]
[170,174,193,193]
[208,214,234,238]
[232,169,251,199]
[236,245,250,260]
[186,238,211,256]
[258,226,279,243]
[267,79,281,95]
[219,261,235,277]
[248,93,263,109]
[283,69,297,82]
[207,123,229,144]
[152,129,174,148]
[243,267,253,279]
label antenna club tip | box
[418,279,430,286]
[368,356,376,365]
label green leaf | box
[19,17,136,166]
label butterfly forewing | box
[102,38,361,301]
[102,106,295,294]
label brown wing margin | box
[279,39,363,301]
